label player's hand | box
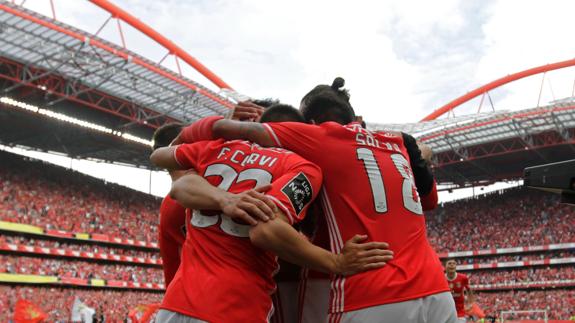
[228,101,265,122]
[333,235,393,276]
[218,185,278,225]
[417,141,433,163]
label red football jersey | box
[158,195,186,286]
[447,272,470,317]
[161,139,323,323]
[263,121,449,313]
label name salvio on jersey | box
[346,123,423,215]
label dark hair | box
[260,104,306,123]
[300,77,355,125]
[252,98,280,109]
[152,123,183,151]
[444,258,457,265]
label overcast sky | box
[10,0,575,200]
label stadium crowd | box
[0,235,159,261]
[0,151,161,242]
[0,285,162,322]
[0,255,163,283]
[427,187,575,253]
[456,250,575,265]
[1,143,574,320]
[468,266,575,285]
[476,290,575,320]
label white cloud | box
[12,0,575,198]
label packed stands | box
[456,250,575,265]
[1,149,574,320]
[476,290,575,320]
[0,151,161,242]
[0,255,163,283]
[426,187,575,253]
[468,266,575,285]
[0,235,160,263]
[0,285,162,322]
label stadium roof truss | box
[0,2,233,130]
[370,103,575,187]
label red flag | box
[128,303,161,323]
[466,302,486,318]
[13,299,48,323]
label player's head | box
[259,104,306,123]
[299,77,355,125]
[445,258,457,274]
[252,98,280,109]
[152,123,183,151]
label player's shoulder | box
[458,272,469,280]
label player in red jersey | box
[150,124,393,322]
[445,259,474,323]
[179,77,456,322]
[152,123,187,286]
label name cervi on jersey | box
[215,146,279,168]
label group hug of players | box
[149,77,473,323]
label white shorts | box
[456,318,467,323]
[300,278,330,323]
[155,309,207,323]
[332,292,458,323]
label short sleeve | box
[265,155,323,225]
[262,122,325,156]
[174,142,206,169]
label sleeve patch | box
[281,172,313,216]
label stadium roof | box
[0,1,238,167]
[370,102,575,187]
[0,1,574,185]
[0,1,232,128]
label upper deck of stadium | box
[0,0,574,188]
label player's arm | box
[150,146,184,170]
[249,211,393,275]
[213,119,276,146]
[171,115,276,147]
[170,173,276,225]
[401,132,438,210]
[466,276,475,303]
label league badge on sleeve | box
[281,172,313,215]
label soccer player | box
[178,77,456,322]
[152,123,187,286]
[150,121,393,323]
[445,258,474,323]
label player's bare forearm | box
[249,215,394,275]
[170,173,226,210]
[150,146,183,170]
[171,173,276,225]
[213,119,276,147]
[249,214,340,273]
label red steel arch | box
[0,2,233,109]
[88,0,233,90]
[421,57,575,121]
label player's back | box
[264,121,449,313]
[162,139,321,323]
